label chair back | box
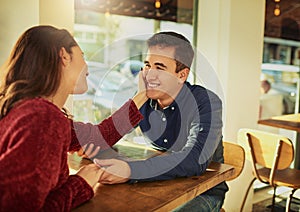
[223,141,245,181]
[238,128,294,170]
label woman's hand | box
[132,71,148,109]
[138,68,147,93]
[77,143,100,159]
[76,163,104,188]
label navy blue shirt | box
[128,82,228,198]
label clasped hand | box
[76,144,131,185]
[93,158,131,184]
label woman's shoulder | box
[13,98,66,121]
[1,98,70,147]
[17,97,60,111]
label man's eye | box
[144,65,150,70]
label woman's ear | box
[59,47,71,67]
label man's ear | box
[178,68,190,82]
[59,47,71,67]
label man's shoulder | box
[186,82,205,91]
[186,82,221,102]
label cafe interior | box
[0,0,300,211]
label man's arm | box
[95,93,223,184]
[127,118,222,182]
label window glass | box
[73,11,193,125]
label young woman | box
[0,25,147,211]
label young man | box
[95,31,228,211]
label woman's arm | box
[69,72,147,152]
[69,99,144,152]
[0,112,95,211]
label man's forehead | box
[146,46,175,60]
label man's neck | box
[157,83,185,108]
[157,98,172,109]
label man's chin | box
[146,90,160,100]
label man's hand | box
[77,143,100,159]
[94,158,131,184]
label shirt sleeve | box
[0,111,93,211]
[69,99,143,152]
[128,92,223,182]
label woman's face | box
[68,46,89,94]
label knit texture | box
[0,98,143,211]
[70,99,143,151]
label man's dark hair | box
[147,31,194,73]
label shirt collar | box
[149,99,170,110]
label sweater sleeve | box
[0,109,93,211]
[43,175,93,210]
[69,99,143,152]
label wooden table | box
[258,113,300,132]
[258,113,300,169]
[70,142,234,212]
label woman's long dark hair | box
[0,25,78,119]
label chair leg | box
[240,177,256,212]
[271,186,277,212]
[285,189,296,212]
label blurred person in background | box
[259,79,283,120]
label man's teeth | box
[148,83,160,88]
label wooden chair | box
[223,141,245,181]
[221,141,245,212]
[238,128,300,212]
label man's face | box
[143,45,186,106]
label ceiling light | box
[274,4,280,16]
[155,0,161,9]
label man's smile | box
[147,82,160,89]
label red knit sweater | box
[0,98,143,211]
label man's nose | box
[146,69,158,80]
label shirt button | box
[162,117,166,121]
[163,139,168,143]
[171,107,175,110]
